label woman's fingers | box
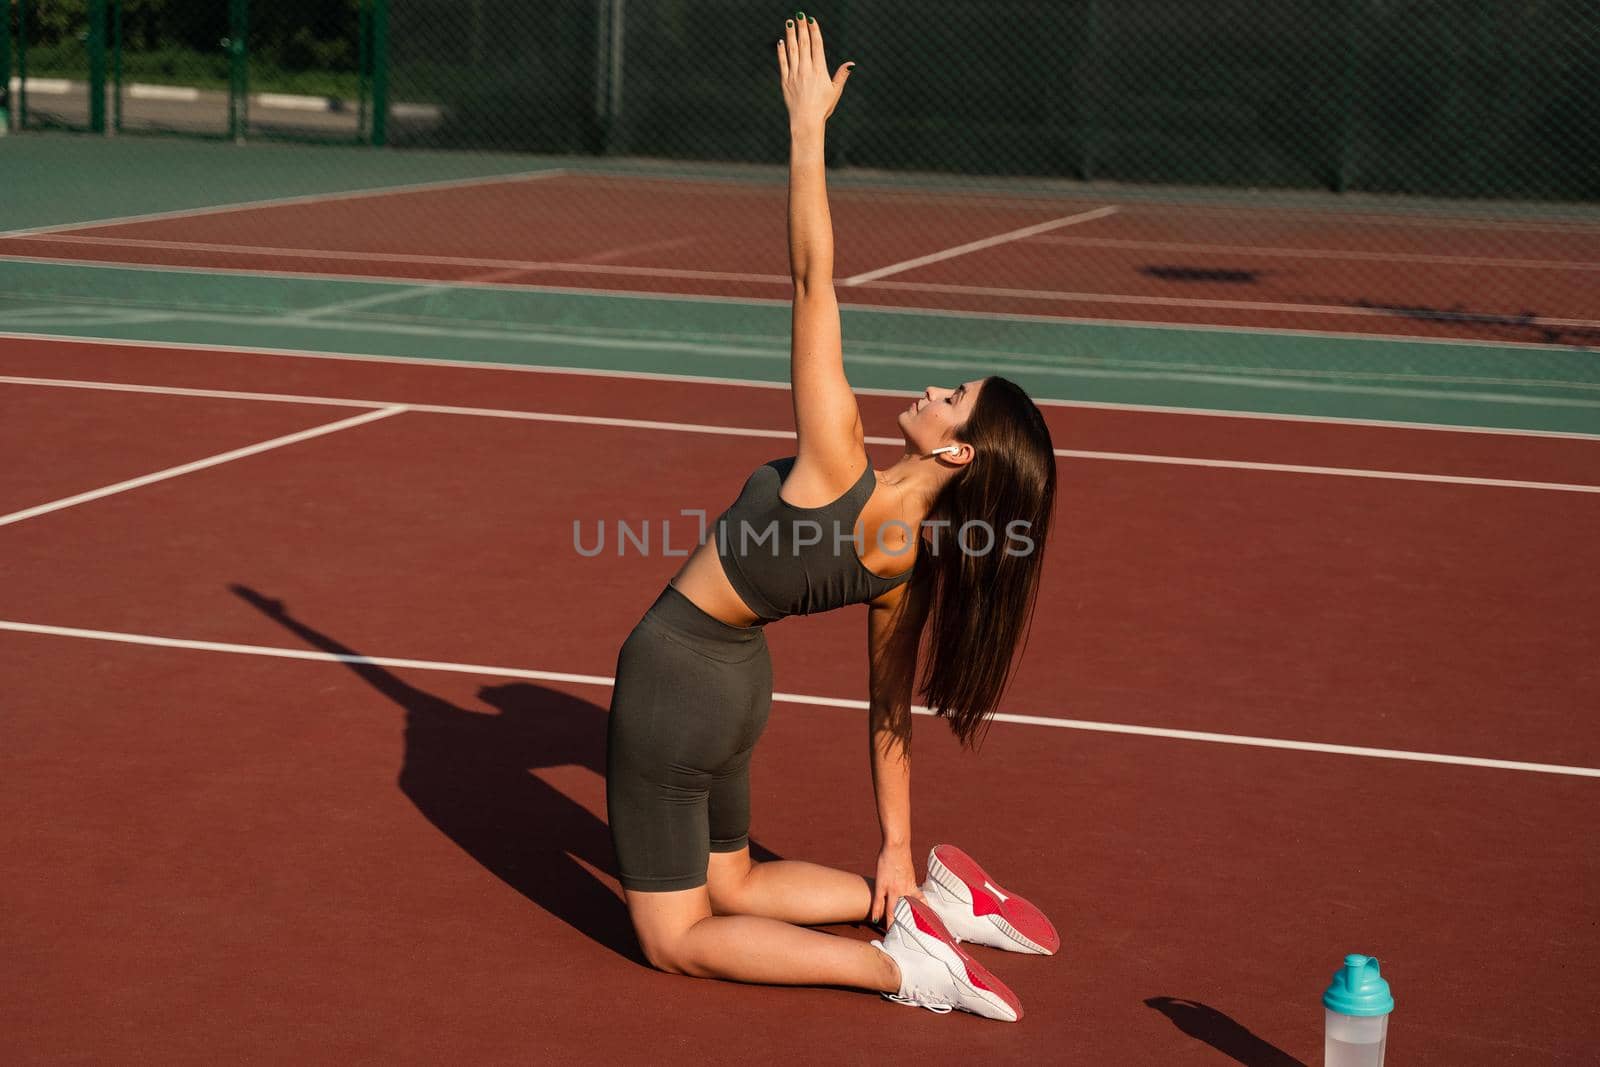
[784,17,799,72]
[794,12,811,65]
[808,15,827,71]
[776,36,789,82]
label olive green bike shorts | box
[605,583,772,892]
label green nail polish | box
[786,19,793,26]
[797,12,805,21]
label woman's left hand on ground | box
[870,843,924,926]
[777,13,854,129]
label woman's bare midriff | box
[669,537,766,628]
[669,473,917,628]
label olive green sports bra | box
[713,455,916,623]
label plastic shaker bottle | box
[1323,953,1394,1066]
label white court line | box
[862,278,1600,331]
[1,252,1590,358]
[1025,235,1600,273]
[0,169,569,240]
[1,618,1594,779]
[0,405,406,528]
[841,206,1120,286]
[4,331,1597,441]
[4,375,1597,494]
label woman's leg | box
[706,846,875,925]
[627,884,898,989]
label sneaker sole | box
[901,897,1023,1021]
[928,844,1060,956]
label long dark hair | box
[914,376,1057,748]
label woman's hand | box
[870,842,925,926]
[777,13,854,131]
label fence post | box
[226,0,247,141]
[370,0,389,146]
[356,0,369,141]
[608,0,625,147]
[14,0,23,127]
[87,0,106,133]
[591,0,608,149]
[111,0,121,133]
[1,0,12,133]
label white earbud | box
[930,445,962,457]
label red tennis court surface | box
[5,171,1599,346]
[2,338,1597,1062]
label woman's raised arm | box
[777,15,861,489]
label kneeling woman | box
[605,14,1058,1021]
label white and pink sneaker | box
[920,844,1060,956]
[871,896,1023,1022]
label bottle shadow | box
[230,583,784,966]
[1145,997,1307,1067]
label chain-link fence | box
[9,0,371,141]
[385,0,594,152]
[7,1,1598,200]
[386,0,1598,202]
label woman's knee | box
[636,925,720,978]
[638,931,690,975]
[625,886,714,975]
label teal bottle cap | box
[1323,954,1395,1016]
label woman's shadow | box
[231,583,782,964]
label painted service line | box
[1,619,1594,779]
[0,169,569,240]
[841,205,1121,286]
[0,405,406,528]
[3,375,1597,494]
[3,330,1597,441]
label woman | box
[604,14,1059,1021]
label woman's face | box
[897,378,984,454]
